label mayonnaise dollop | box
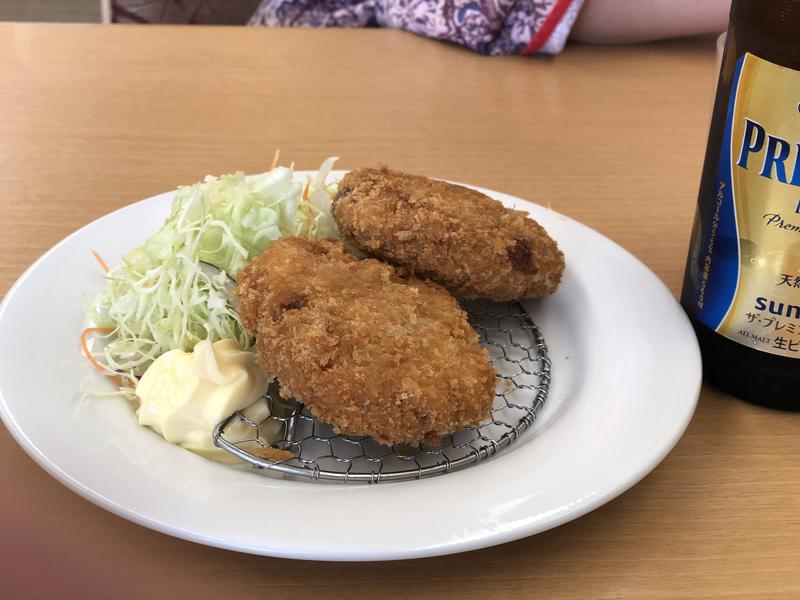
[136,339,269,464]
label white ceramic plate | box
[0,172,701,561]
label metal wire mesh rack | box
[213,299,550,483]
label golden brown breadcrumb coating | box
[332,167,565,301]
[235,237,496,446]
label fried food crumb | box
[249,445,295,462]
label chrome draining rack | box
[213,299,550,483]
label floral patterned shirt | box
[249,0,585,55]
[112,0,584,56]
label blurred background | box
[0,0,102,22]
[0,1,260,24]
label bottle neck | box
[729,0,800,69]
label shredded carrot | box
[91,250,110,273]
[111,373,132,389]
[81,327,126,387]
[302,179,310,202]
[80,327,113,372]
[270,149,280,171]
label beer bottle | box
[681,0,800,409]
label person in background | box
[112,0,732,56]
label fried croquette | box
[332,167,565,301]
[235,237,496,446]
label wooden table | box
[1,22,798,600]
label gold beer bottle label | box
[692,52,800,359]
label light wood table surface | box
[1,22,798,600]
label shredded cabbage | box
[87,158,340,394]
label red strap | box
[523,0,575,55]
